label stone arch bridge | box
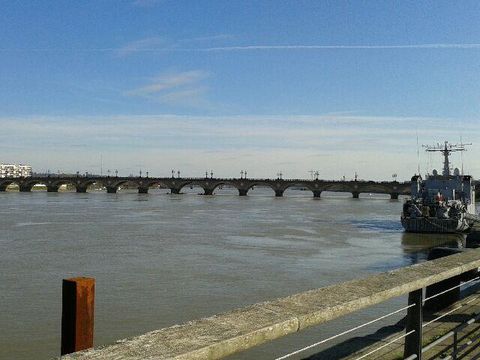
[0,176,412,199]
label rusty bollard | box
[61,277,95,356]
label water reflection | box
[401,232,466,265]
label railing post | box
[404,288,423,359]
[61,277,95,355]
[453,331,458,360]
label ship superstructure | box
[401,141,478,233]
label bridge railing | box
[9,174,411,184]
[61,249,480,360]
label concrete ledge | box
[61,249,480,360]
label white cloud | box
[125,70,210,107]
[1,114,479,180]
[116,37,167,57]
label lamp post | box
[115,169,118,177]
[240,170,244,179]
[244,170,247,179]
[177,170,180,178]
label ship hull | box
[401,217,470,234]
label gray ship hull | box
[401,217,470,233]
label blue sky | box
[1,1,479,179]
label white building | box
[0,164,33,178]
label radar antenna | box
[422,141,471,176]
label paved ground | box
[307,284,480,360]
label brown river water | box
[0,187,468,359]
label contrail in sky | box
[1,43,480,52]
[197,43,480,51]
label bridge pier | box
[238,189,248,196]
[275,190,284,197]
[106,186,117,194]
[203,188,214,196]
[138,187,149,194]
[313,191,321,198]
[19,185,31,192]
[352,192,360,199]
[76,186,87,193]
[0,185,7,192]
[390,193,399,200]
[47,185,59,192]
[170,188,181,194]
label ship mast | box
[423,141,471,176]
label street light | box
[240,170,244,179]
[392,173,398,182]
[115,169,118,177]
[107,169,111,177]
[139,170,142,178]
[146,171,149,178]
[177,170,181,178]
[172,169,175,178]
[244,170,247,179]
[210,170,213,179]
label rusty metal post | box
[404,288,423,360]
[61,277,95,355]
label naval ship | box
[401,141,479,233]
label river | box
[0,188,467,359]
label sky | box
[1,0,480,180]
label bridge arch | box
[283,183,316,197]
[142,180,171,194]
[321,183,358,198]
[110,180,140,193]
[76,179,108,193]
[245,182,278,196]
[211,182,240,195]
[356,184,392,195]
[50,180,78,192]
[0,179,21,191]
[177,181,207,195]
